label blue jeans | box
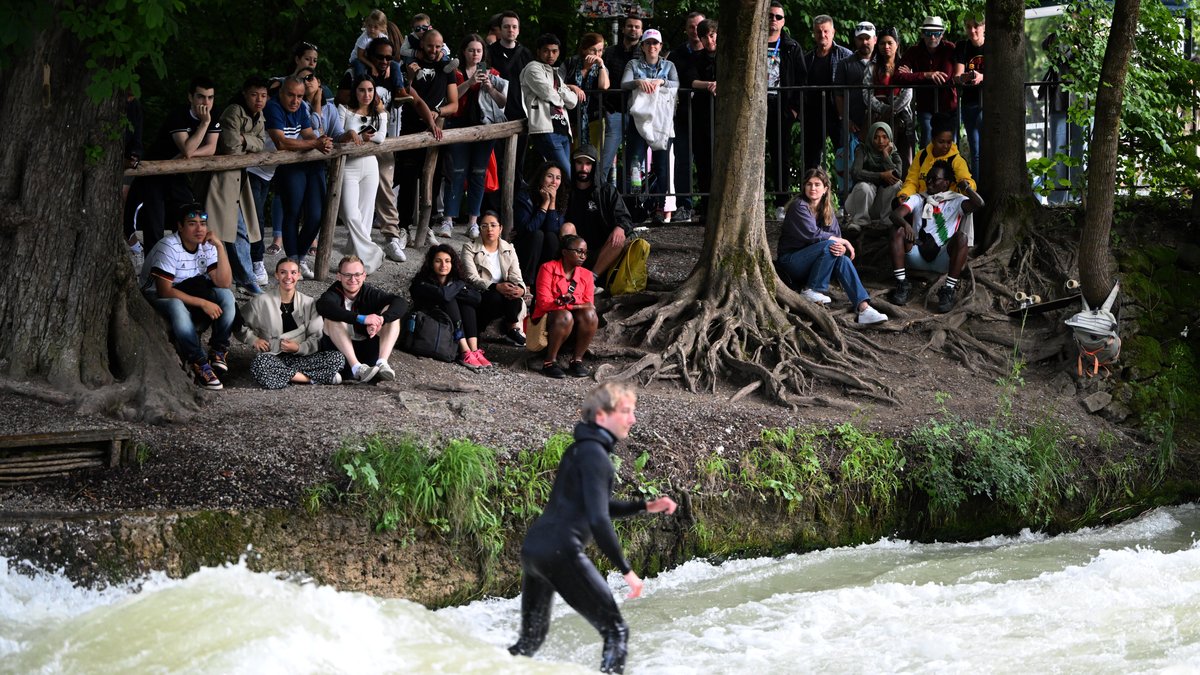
[275,162,326,260]
[777,239,869,308]
[917,110,934,148]
[600,111,625,186]
[444,139,495,218]
[149,287,236,364]
[248,173,270,262]
[626,123,671,210]
[960,103,982,177]
[530,133,572,179]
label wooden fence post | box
[315,155,346,281]
[501,134,518,241]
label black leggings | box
[515,230,561,288]
[420,297,478,340]
[477,287,523,330]
[509,549,629,674]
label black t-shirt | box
[955,41,985,106]
[603,43,640,114]
[146,105,220,161]
[688,51,718,122]
[487,42,533,119]
[401,60,450,133]
[565,185,608,268]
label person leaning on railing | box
[559,32,609,153]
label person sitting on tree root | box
[235,258,346,389]
[509,382,677,674]
[888,159,985,313]
[140,203,234,391]
[315,255,406,383]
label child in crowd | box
[350,10,390,78]
[399,13,457,72]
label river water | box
[3,503,1199,674]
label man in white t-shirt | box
[142,203,235,390]
[887,159,984,313]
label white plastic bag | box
[629,87,677,151]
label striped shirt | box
[141,233,219,292]
[264,97,311,140]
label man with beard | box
[562,145,632,281]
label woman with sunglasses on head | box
[410,244,491,369]
[532,234,597,378]
[461,211,527,347]
[299,68,344,141]
[330,74,388,274]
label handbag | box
[400,308,457,362]
[485,151,499,192]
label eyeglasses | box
[301,74,315,82]
[339,272,365,280]
[769,13,785,20]
[923,30,944,37]
[564,248,588,257]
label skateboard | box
[1006,279,1081,318]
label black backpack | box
[400,308,457,362]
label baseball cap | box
[640,29,662,44]
[573,144,599,162]
[855,22,876,37]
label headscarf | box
[867,121,894,143]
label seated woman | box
[776,168,889,325]
[513,161,570,285]
[410,244,490,369]
[532,234,597,378]
[844,122,903,234]
[461,211,528,346]
[235,258,346,388]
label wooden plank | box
[0,449,104,465]
[0,429,130,449]
[0,460,104,475]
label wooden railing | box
[124,120,525,280]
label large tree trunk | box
[602,0,893,407]
[0,19,198,421]
[1080,0,1140,305]
[979,0,1039,252]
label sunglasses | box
[184,211,208,221]
[415,24,432,32]
[301,74,316,82]
[769,13,785,20]
[300,41,318,52]
[372,53,393,61]
[923,30,944,37]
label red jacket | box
[895,42,958,115]
[532,259,594,321]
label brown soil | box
[0,221,1137,513]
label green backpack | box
[605,236,650,295]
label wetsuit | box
[509,421,647,674]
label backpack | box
[605,236,650,295]
[1064,281,1121,377]
[400,308,457,362]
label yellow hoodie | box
[897,141,977,201]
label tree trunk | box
[1080,0,1140,306]
[604,0,893,406]
[0,19,198,421]
[979,0,1039,252]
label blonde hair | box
[364,9,387,32]
[337,254,364,272]
[582,383,637,423]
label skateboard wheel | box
[1032,295,1042,304]
[1066,279,1080,290]
[1015,292,1029,302]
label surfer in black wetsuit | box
[508,382,677,674]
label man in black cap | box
[563,144,632,280]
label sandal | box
[266,242,282,255]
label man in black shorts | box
[509,382,677,674]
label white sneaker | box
[253,261,268,285]
[774,206,787,221]
[330,372,342,385]
[384,239,407,262]
[857,305,889,325]
[299,260,315,280]
[425,230,441,246]
[129,246,144,272]
[375,360,396,381]
[436,218,454,239]
[396,228,409,249]
[801,288,832,305]
[352,363,380,383]
[467,223,480,240]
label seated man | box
[235,258,346,389]
[316,255,407,383]
[562,144,633,282]
[141,203,235,390]
[888,159,985,313]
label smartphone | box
[360,125,376,135]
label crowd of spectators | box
[125,7,1063,389]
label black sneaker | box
[937,285,958,313]
[209,350,229,373]
[888,279,912,305]
[566,360,590,378]
[191,361,224,390]
[502,326,526,347]
[542,362,566,379]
